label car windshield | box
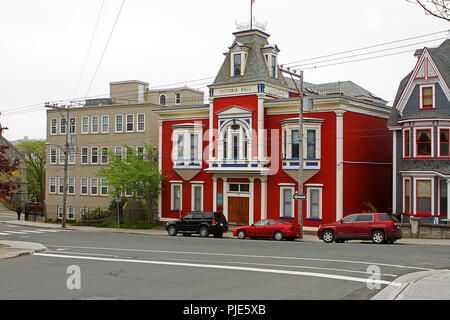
[275,220,290,225]
[378,214,399,222]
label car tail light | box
[212,219,216,225]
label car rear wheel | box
[167,225,177,236]
[237,230,246,239]
[274,231,284,241]
[322,230,334,243]
[371,230,385,244]
[199,226,210,238]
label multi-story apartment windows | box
[68,178,75,195]
[59,148,65,165]
[91,147,99,164]
[60,118,67,135]
[80,178,88,195]
[68,147,75,165]
[137,114,145,132]
[69,118,76,134]
[58,177,64,194]
[82,116,89,134]
[101,147,109,164]
[67,207,75,220]
[115,114,123,133]
[126,114,134,132]
[101,178,108,196]
[49,177,56,194]
[91,116,99,133]
[50,148,57,164]
[91,178,98,195]
[51,119,58,135]
[101,115,109,133]
[81,147,88,164]
[115,146,123,160]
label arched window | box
[221,122,250,160]
[159,94,167,106]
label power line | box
[72,0,106,100]
[85,0,126,97]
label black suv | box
[165,211,228,238]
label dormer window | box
[271,55,277,78]
[159,94,167,106]
[234,53,242,76]
[420,84,435,109]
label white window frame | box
[438,127,450,157]
[159,94,167,106]
[59,148,65,165]
[414,177,435,215]
[191,183,204,212]
[101,147,109,164]
[57,206,63,219]
[306,185,323,220]
[137,113,145,132]
[91,116,99,134]
[69,117,76,134]
[281,123,322,160]
[82,116,89,134]
[126,114,134,132]
[68,147,75,165]
[175,93,181,105]
[115,146,123,160]
[67,207,75,220]
[50,147,57,164]
[419,84,436,109]
[101,115,109,133]
[68,177,75,195]
[413,127,434,158]
[90,178,98,196]
[80,178,88,195]
[60,118,67,135]
[51,118,58,135]
[81,147,89,164]
[91,147,99,164]
[403,128,411,158]
[171,182,183,212]
[49,177,56,194]
[403,177,411,214]
[279,185,295,218]
[58,177,64,194]
[100,178,108,196]
[115,114,123,133]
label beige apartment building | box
[45,80,204,221]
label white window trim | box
[68,147,75,165]
[50,147,57,164]
[438,127,450,157]
[218,121,252,161]
[413,127,434,157]
[100,178,108,196]
[279,186,295,218]
[137,113,145,132]
[413,177,435,215]
[159,94,167,106]
[101,146,109,164]
[191,183,204,212]
[115,114,123,133]
[306,186,322,220]
[81,116,89,134]
[80,178,89,195]
[58,177,64,194]
[90,178,98,196]
[67,207,75,220]
[101,115,109,133]
[282,123,322,160]
[91,116,99,134]
[50,118,58,135]
[172,127,203,162]
[403,177,411,214]
[419,83,436,109]
[403,128,411,158]
[60,118,67,135]
[57,206,63,219]
[115,146,123,160]
[171,182,183,211]
[69,117,76,134]
[68,177,75,195]
[126,114,134,132]
[59,148,65,165]
[49,177,56,194]
[91,147,99,164]
[81,147,89,165]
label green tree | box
[96,144,164,224]
[16,140,46,202]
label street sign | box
[293,194,307,200]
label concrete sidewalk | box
[0,240,46,259]
[372,269,450,300]
[2,219,450,245]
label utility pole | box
[279,67,304,237]
[45,103,72,229]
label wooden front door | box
[228,197,249,226]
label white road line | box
[19,230,44,234]
[47,245,434,271]
[36,229,61,233]
[3,231,27,234]
[34,252,402,287]
[0,232,10,236]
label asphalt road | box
[0,213,449,300]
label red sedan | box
[233,219,302,241]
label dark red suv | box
[317,213,402,244]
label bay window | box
[416,129,432,156]
[416,179,432,214]
[440,129,449,157]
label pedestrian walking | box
[16,206,22,220]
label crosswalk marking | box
[4,231,27,234]
[19,230,44,234]
[0,232,10,235]
[0,228,72,236]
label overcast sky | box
[0,0,449,141]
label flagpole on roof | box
[250,0,253,30]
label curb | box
[0,241,47,260]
